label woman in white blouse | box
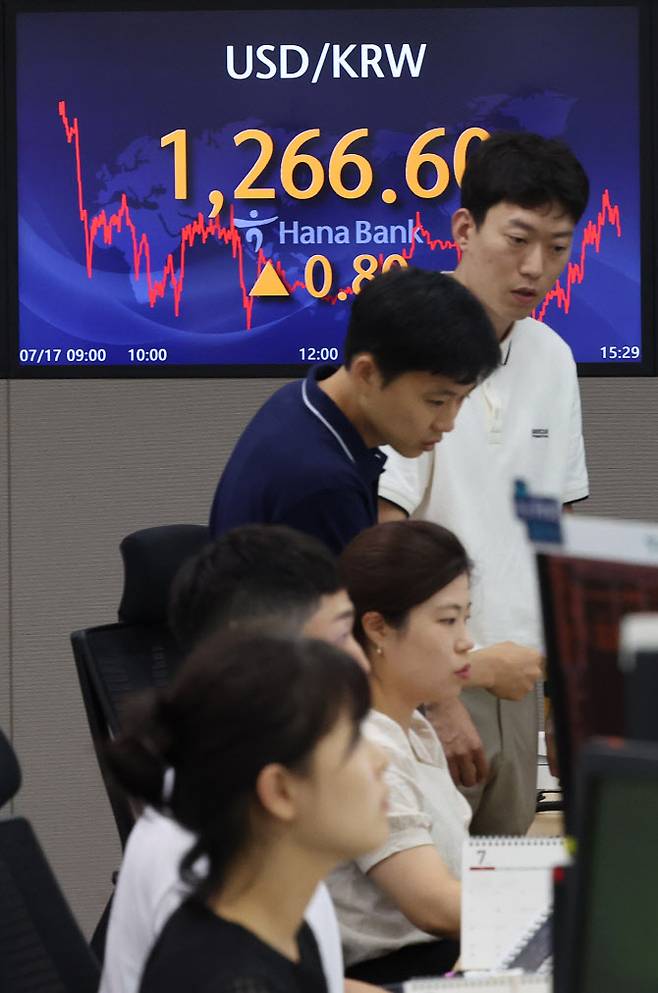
[329,520,474,985]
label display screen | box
[577,775,658,993]
[11,4,645,375]
[538,553,658,820]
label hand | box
[424,697,488,788]
[470,642,543,701]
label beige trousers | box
[459,686,539,836]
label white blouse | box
[328,708,472,966]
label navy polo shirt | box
[209,366,387,554]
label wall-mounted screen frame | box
[3,0,654,378]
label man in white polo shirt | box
[379,132,590,835]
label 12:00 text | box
[299,347,339,362]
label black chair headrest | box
[118,524,210,625]
[0,728,21,808]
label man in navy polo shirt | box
[209,267,499,554]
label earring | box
[375,646,383,656]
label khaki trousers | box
[459,686,539,836]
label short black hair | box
[169,524,341,652]
[461,131,589,227]
[343,266,499,385]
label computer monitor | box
[567,738,658,993]
[536,515,658,830]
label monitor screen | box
[8,3,647,376]
[570,741,658,993]
[538,552,658,824]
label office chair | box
[0,817,101,993]
[71,524,209,961]
[71,523,210,847]
[0,728,100,993]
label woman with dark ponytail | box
[106,633,388,993]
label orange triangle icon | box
[249,261,290,298]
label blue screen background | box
[16,6,641,368]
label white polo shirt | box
[99,808,344,993]
[379,317,589,651]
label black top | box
[209,365,387,555]
[139,899,328,993]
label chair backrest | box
[71,621,183,846]
[0,817,100,993]
[0,726,21,809]
[118,524,211,625]
[72,524,210,847]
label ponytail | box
[105,692,175,811]
[106,633,370,899]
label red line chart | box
[58,101,622,331]
[534,189,622,323]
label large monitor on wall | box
[4,0,651,377]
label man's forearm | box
[463,646,496,692]
[463,642,543,701]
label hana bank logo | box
[233,209,279,252]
